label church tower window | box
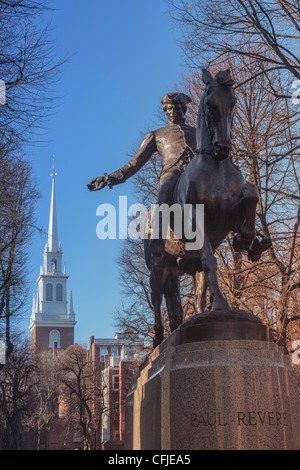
[56,283,63,301]
[46,283,53,301]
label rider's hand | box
[87,176,107,191]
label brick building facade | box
[88,332,146,449]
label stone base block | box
[125,310,300,450]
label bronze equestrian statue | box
[87,69,271,348]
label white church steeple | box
[29,162,76,352]
[47,160,59,252]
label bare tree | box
[0,155,39,363]
[0,0,63,362]
[0,0,63,149]
[169,1,300,99]
[0,336,35,449]
[60,344,106,450]
[27,349,63,450]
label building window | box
[51,258,57,272]
[56,283,63,301]
[49,330,60,348]
[100,348,107,362]
[111,347,118,357]
[112,375,119,392]
[46,283,53,301]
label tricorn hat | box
[161,92,192,105]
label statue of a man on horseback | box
[87,69,271,348]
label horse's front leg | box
[199,233,231,311]
[163,273,183,331]
[232,182,259,251]
[150,266,164,349]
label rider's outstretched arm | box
[87,132,157,191]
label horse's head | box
[201,69,236,161]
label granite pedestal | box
[125,310,300,450]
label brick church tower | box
[29,163,76,353]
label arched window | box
[49,330,60,348]
[56,283,63,301]
[46,283,53,301]
[51,258,57,273]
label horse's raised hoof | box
[248,236,272,262]
[260,237,272,251]
[232,233,255,252]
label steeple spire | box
[47,156,59,252]
[69,289,75,315]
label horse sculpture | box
[144,69,270,348]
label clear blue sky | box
[23,0,190,345]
